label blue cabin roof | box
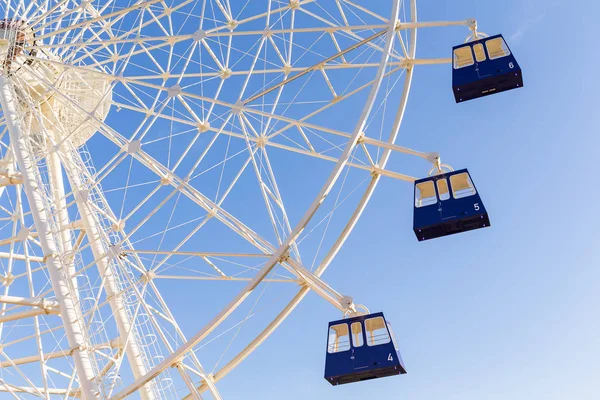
[452,34,523,102]
[324,312,406,385]
[413,169,490,241]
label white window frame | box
[327,323,351,354]
[473,43,487,62]
[365,317,391,347]
[486,37,511,60]
[453,46,475,69]
[450,173,477,199]
[437,178,450,201]
[351,322,364,348]
[415,180,437,208]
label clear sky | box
[215,0,600,398]
[2,0,594,397]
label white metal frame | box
[0,1,482,398]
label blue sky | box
[1,0,598,397]
[215,0,600,398]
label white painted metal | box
[60,146,155,400]
[0,74,99,399]
[0,252,44,261]
[0,307,59,323]
[0,385,79,397]
[0,294,59,308]
[0,1,482,398]
[112,0,403,396]
[0,338,121,368]
[190,0,421,395]
[46,138,80,296]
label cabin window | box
[473,43,486,62]
[365,317,391,347]
[450,173,477,199]
[437,178,450,201]
[327,323,350,353]
[415,181,437,207]
[486,37,510,60]
[453,46,474,69]
[351,322,364,347]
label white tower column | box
[0,75,99,399]
[46,141,80,296]
[60,147,155,400]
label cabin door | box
[435,178,454,223]
[350,322,369,371]
[472,42,494,80]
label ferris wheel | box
[0,0,522,399]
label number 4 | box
[388,353,393,361]
[474,203,480,211]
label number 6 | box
[509,62,514,69]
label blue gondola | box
[324,312,406,386]
[452,34,523,103]
[413,169,490,241]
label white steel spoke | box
[0,0,485,398]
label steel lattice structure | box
[0,1,480,398]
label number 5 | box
[388,353,393,361]
[474,203,480,211]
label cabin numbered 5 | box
[324,312,407,386]
[452,34,522,103]
[414,169,490,241]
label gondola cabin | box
[324,312,406,386]
[452,34,523,102]
[414,169,490,241]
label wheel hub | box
[0,19,35,72]
[0,18,112,151]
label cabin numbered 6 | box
[324,312,407,386]
[452,34,522,102]
[414,169,490,241]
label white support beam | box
[397,19,474,30]
[405,57,452,65]
[46,138,81,297]
[37,95,411,304]
[60,147,155,400]
[23,56,434,175]
[33,0,164,41]
[0,307,60,324]
[154,275,297,283]
[0,295,59,309]
[189,0,421,395]
[243,28,387,105]
[0,175,22,186]
[0,236,21,247]
[111,2,402,396]
[126,250,269,258]
[0,252,44,262]
[0,338,122,368]
[0,74,100,399]
[0,384,80,397]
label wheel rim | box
[0,1,419,398]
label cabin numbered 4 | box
[452,34,522,102]
[414,169,490,241]
[324,312,407,386]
